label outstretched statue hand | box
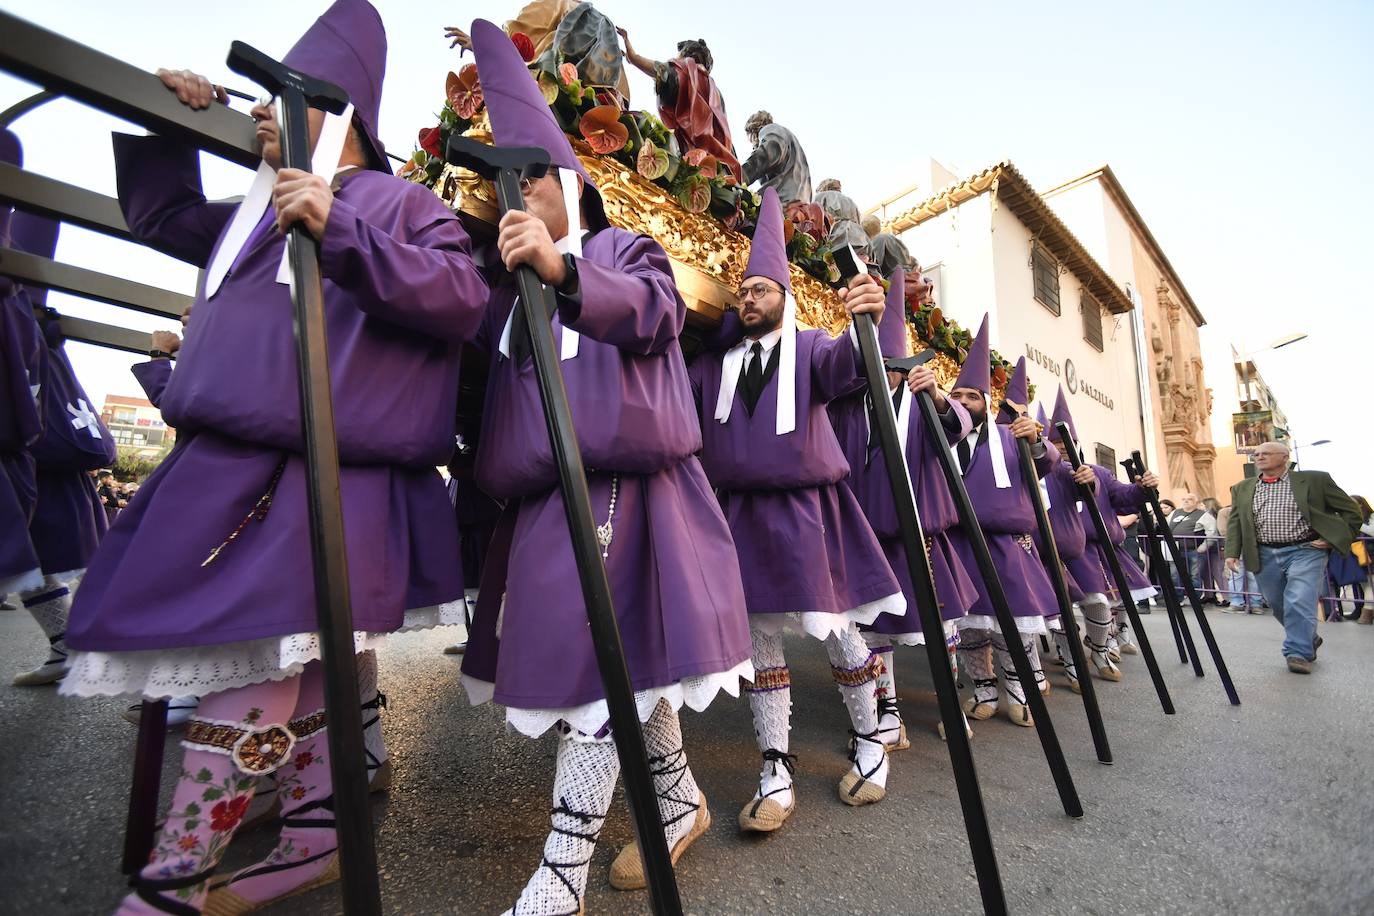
[444,25,472,52]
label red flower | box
[511,32,536,62]
[294,751,315,770]
[559,62,579,86]
[290,786,307,800]
[417,126,442,158]
[177,835,200,852]
[209,796,251,832]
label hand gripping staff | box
[444,133,683,916]
[1056,426,1174,716]
[833,246,1008,915]
[1127,451,1240,706]
[997,401,1112,765]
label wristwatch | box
[148,348,173,359]
[556,252,579,296]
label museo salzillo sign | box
[1025,344,1115,410]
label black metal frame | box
[1,14,383,914]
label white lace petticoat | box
[461,657,756,739]
[863,619,960,648]
[748,591,906,642]
[59,600,465,699]
[957,613,1050,636]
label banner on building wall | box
[1232,409,1273,454]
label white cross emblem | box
[67,399,102,439]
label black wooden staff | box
[227,41,380,913]
[1121,457,1200,672]
[848,326,1008,913]
[122,700,168,875]
[445,134,681,914]
[1056,426,1174,715]
[890,355,1083,818]
[1128,451,1241,706]
[998,402,1112,765]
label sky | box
[4,0,1372,494]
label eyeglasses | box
[736,282,782,302]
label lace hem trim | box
[461,658,756,739]
[59,601,463,700]
[749,592,906,641]
[957,614,1049,636]
[863,620,960,648]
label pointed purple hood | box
[1034,402,1048,428]
[743,187,790,292]
[952,313,990,393]
[1005,356,1029,406]
[471,18,608,230]
[879,270,910,359]
[10,209,59,308]
[0,128,19,248]
[1050,385,1079,443]
[283,0,389,171]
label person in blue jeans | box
[1225,442,1362,673]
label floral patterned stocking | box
[206,661,340,909]
[116,676,302,914]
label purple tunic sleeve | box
[810,327,863,402]
[557,234,683,355]
[112,134,236,267]
[687,348,705,411]
[698,309,746,353]
[1032,438,1060,478]
[940,397,972,442]
[319,190,488,343]
[131,359,173,408]
[1100,471,1148,512]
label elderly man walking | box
[1226,442,1361,673]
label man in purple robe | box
[828,270,977,748]
[59,3,490,912]
[1047,387,1159,677]
[453,21,751,913]
[1028,394,1093,693]
[948,317,1061,728]
[0,129,47,623]
[1,191,118,687]
[688,186,901,834]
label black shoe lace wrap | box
[748,748,797,818]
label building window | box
[1031,245,1060,315]
[1094,443,1117,472]
[1081,293,1103,351]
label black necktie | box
[741,342,765,415]
[957,434,973,477]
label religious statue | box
[618,31,740,181]
[860,214,918,277]
[446,1,630,103]
[742,110,812,204]
[812,179,869,248]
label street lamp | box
[1275,430,1333,469]
[1235,332,1307,419]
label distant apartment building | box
[100,394,174,459]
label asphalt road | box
[2,605,1370,915]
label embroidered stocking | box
[117,676,301,914]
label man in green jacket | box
[1226,441,1362,673]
